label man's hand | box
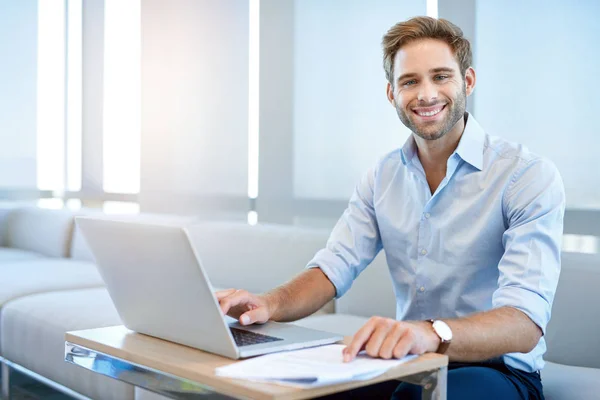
[215,289,275,326]
[343,317,440,362]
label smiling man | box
[217,17,564,399]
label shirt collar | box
[454,113,485,171]
[400,135,417,165]
[400,112,485,171]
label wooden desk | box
[65,326,448,400]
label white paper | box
[215,344,418,388]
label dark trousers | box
[317,358,544,400]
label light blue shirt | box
[307,113,565,372]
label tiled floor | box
[1,368,72,400]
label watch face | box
[432,320,453,341]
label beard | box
[395,85,467,141]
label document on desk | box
[215,344,418,388]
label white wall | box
[140,0,249,205]
[292,0,426,200]
[0,0,38,188]
[474,0,600,209]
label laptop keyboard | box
[229,327,284,347]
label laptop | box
[76,217,343,359]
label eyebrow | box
[430,67,455,74]
[397,67,457,84]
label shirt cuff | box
[492,285,550,334]
[306,248,355,299]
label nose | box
[417,80,438,103]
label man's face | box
[388,39,473,141]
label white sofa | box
[0,205,598,399]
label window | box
[37,0,82,193]
[102,0,141,194]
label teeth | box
[417,107,443,117]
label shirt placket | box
[412,154,462,317]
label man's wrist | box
[414,320,441,353]
[262,292,281,321]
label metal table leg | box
[1,362,10,400]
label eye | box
[434,75,449,81]
[403,79,417,87]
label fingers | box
[364,319,395,358]
[343,317,381,362]
[379,323,406,359]
[218,289,255,316]
[215,288,237,300]
[343,318,423,362]
[217,289,271,326]
[392,328,417,359]
[240,307,270,325]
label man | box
[217,16,564,399]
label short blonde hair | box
[382,16,472,86]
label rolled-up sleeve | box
[493,158,566,334]
[306,167,382,298]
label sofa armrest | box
[0,203,16,247]
[545,251,600,369]
[5,206,75,258]
[542,361,600,400]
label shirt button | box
[421,249,427,256]
[424,213,431,219]
[419,286,425,292]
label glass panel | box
[67,0,83,191]
[293,0,427,199]
[0,1,38,188]
[248,0,260,199]
[474,0,600,208]
[103,0,141,194]
[37,0,66,191]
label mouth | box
[411,104,447,121]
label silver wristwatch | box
[428,319,453,354]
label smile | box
[412,105,446,118]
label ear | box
[464,67,476,96]
[386,82,396,107]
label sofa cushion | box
[541,361,600,400]
[0,247,43,263]
[545,252,600,368]
[4,206,74,258]
[186,222,336,314]
[0,259,104,309]
[185,222,331,294]
[0,288,133,400]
